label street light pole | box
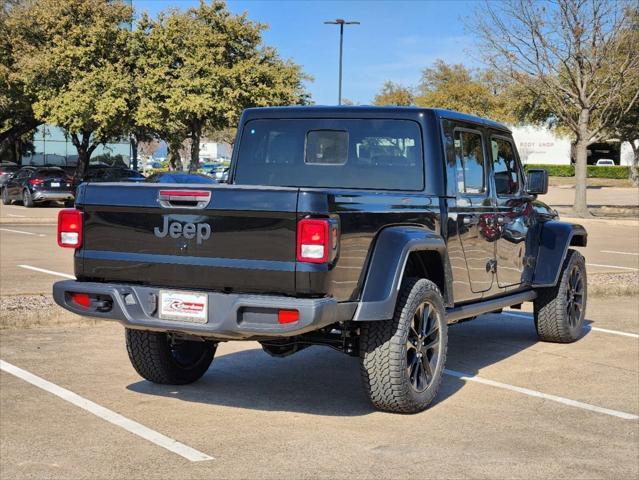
[324,19,360,105]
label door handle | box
[462,215,479,226]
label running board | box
[446,290,537,323]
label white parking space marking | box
[444,368,638,420]
[17,265,74,279]
[502,311,639,338]
[6,213,25,218]
[601,250,639,256]
[586,263,639,271]
[583,325,639,338]
[0,228,45,237]
[0,360,214,462]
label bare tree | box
[473,0,639,216]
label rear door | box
[8,169,30,197]
[446,124,496,294]
[77,183,300,295]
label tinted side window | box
[454,130,485,194]
[491,137,520,195]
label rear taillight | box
[58,209,83,248]
[28,178,43,186]
[297,218,331,263]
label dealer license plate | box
[159,290,208,323]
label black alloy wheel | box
[360,278,448,413]
[534,249,587,343]
[406,301,441,392]
[566,264,585,328]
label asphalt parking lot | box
[1,300,638,479]
[1,200,638,479]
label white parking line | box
[0,228,45,237]
[586,263,639,271]
[601,250,639,256]
[444,368,638,420]
[502,311,639,338]
[17,265,74,279]
[0,360,214,462]
[6,213,25,218]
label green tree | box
[7,0,134,178]
[414,60,529,124]
[135,1,310,172]
[372,81,414,106]
[601,6,639,185]
[0,0,42,161]
[472,0,639,217]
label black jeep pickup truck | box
[53,107,587,413]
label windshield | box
[234,119,424,190]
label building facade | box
[21,125,131,167]
[511,125,635,166]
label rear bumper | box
[53,280,340,340]
[32,190,74,202]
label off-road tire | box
[1,187,10,205]
[359,278,447,413]
[125,329,216,384]
[534,249,587,343]
[22,189,34,208]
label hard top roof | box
[242,105,511,133]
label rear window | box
[234,119,423,190]
[35,168,65,178]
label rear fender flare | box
[532,221,587,287]
[353,226,451,321]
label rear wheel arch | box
[404,250,450,306]
[353,226,452,321]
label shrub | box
[524,164,630,179]
[586,165,630,179]
[524,164,574,176]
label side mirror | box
[526,169,548,195]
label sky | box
[133,0,482,106]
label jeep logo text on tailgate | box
[154,217,211,244]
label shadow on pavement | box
[127,312,593,416]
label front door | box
[489,134,533,288]
[450,127,496,294]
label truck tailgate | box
[76,183,299,295]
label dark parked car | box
[0,163,19,187]
[2,166,73,207]
[145,172,216,184]
[53,106,587,414]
